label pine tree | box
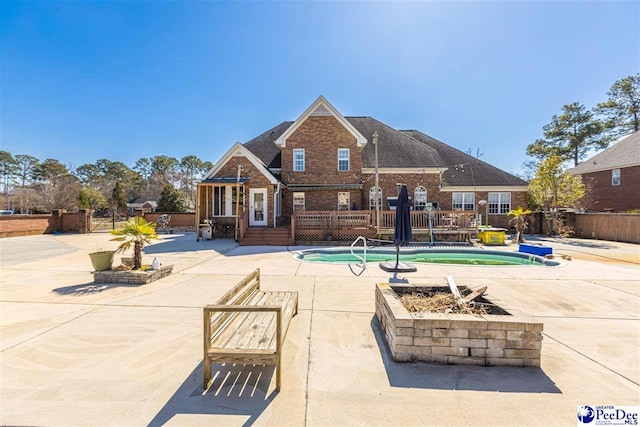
[595,73,640,136]
[157,184,187,212]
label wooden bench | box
[203,268,298,391]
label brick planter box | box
[92,265,173,285]
[375,283,543,367]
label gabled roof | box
[244,121,291,169]
[568,131,640,174]
[203,142,278,185]
[402,130,528,188]
[240,112,527,188]
[128,195,157,204]
[274,96,368,147]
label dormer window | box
[293,149,305,172]
[338,148,350,171]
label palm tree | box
[110,217,159,269]
[507,207,532,244]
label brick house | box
[567,131,640,212]
[196,96,528,243]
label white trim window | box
[293,149,305,172]
[293,192,305,211]
[489,192,511,214]
[213,186,226,216]
[369,186,383,210]
[338,192,350,211]
[612,169,621,186]
[338,148,350,171]
[414,186,427,210]
[452,192,475,211]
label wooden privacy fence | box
[573,213,640,244]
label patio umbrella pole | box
[380,184,417,273]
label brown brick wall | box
[58,210,91,234]
[471,191,529,229]
[282,116,361,185]
[0,210,93,237]
[144,212,196,228]
[361,173,440,209]
[282,189,363,217]
[0,215,53,237]
[211,156,275,226]
[580,165,640,212]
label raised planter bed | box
[375,282,543,367]
[92,265,173,285]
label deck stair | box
[240,227,292,246]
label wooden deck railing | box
[293,210,477,230]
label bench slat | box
[264,292,297,350]
[210,292,272,349]
[230,292,288,351]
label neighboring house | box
[568,131,640,212]
[197,96,528,237]
[127,196,157,215]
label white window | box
[338,192,350,211]
[488,192,511,214]
[452,192,475,211]
[612,169,620,186]
[212,185,241,216]
[293,149,305,172]
[369,186,383,210]
[338,148,350,171]
[232,186,245,211]
[293,192,305,211]
[213,187,226,216]
[414,186,427,210]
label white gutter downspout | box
[273,182,280,228]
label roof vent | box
[310,105,332,117]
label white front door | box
[249,189,268,226]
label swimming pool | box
[294,247,560,266]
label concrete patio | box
[1,232,638,426]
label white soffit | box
[274,95,368,147]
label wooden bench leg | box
[275,351,282,392]
[276,309,282,392]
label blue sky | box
[1,1,638,176]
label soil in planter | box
[397,287,510,315]
[112,264,153,271]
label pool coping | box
[294,246,562,266]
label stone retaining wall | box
[375,283,543,367]
[92,265,173,285]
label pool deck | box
[1,232,638,426]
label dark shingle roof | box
[242,117,527,187]
[568,131,640,174]
[402,130,528,187]
[346,117,445,168]
[243,121,292,168]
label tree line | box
[527,74,639,234]
[0,153,212,214]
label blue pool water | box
[295,247,560,266]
